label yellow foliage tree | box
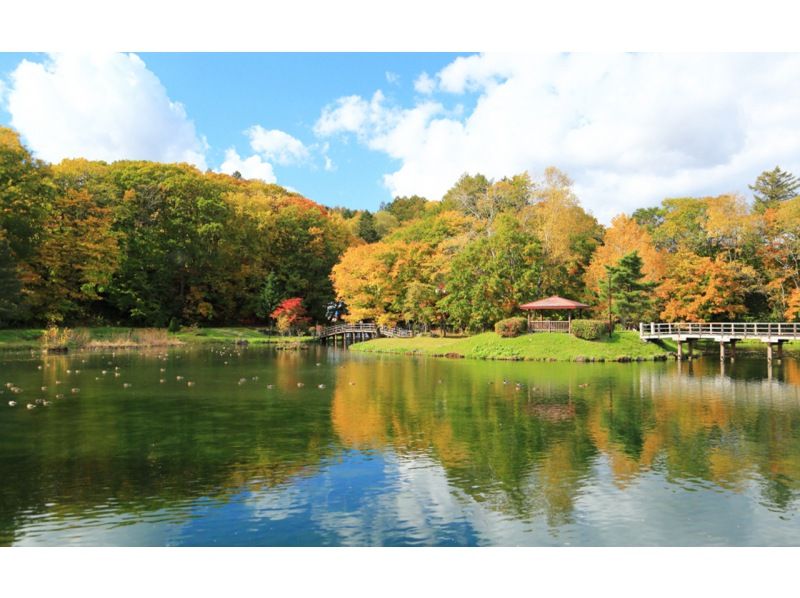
[584,214,665,297]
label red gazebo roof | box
[520,295,589,310]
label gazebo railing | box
[528,320,571,333]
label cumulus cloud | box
[219,148,276,182]
[315,53,800,224]
[246,125,309,166]
[413,72,436,95]
[5,53,207,168]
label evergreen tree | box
[599,251,657,329]
[749,166,800,213]
[357,211,380,243]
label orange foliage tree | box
[658,251,757,321]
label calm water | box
[1,345,799,546]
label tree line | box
[3,123,799,331]
[0,127,354,328]
[332,166,800,331]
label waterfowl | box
[42,400,52,407]
[114,372,121,377]
[26,403,36,410]
[251,376,259,381]
[8,401,16,407]
[37,365,42,370]
[238,378,246,385]
[187,381,195,387]
[66,369,72,374]
[176,376,184,381]
[101,370,108,375]
[297,382,305,388]
[35,399,44,405]
[266,384,274,389]
[55,394,64,399]
[318,384,326,389]
[123,383,131,388]
[160,368,166,372]
[70,388,80,394]
[41,386,47,391]
[159,379,166,384]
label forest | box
[2,124,800,331]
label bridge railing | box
[320,322,378,338]
[640,322,800,339]
[379,325,413,338]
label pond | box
[1,346,799,546]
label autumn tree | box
[27,188,120,323]
[271,297,310,335]
[585,214,664,302]
[658,252,757,321]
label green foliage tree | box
[598,251,657,329]
[256,272,283,324]
[750,166,800,213]
[381,195,429,222]
[356,211,380,243]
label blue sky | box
[2,52,800,223]
[0,53,468,210]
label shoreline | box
[0,327,315,353]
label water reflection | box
[1,347,800,545]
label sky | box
[1,52,800,223]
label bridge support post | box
[729,340,737,361]
[719,342,726,361]
[767,343,774,365]
[676,340,683,360]
[687,339,694,360]
[777,341,784,360]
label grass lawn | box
[350,330,679,362]
[0,326,314,351]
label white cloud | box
[315,53,800,224]
[246,125,309,166]
[313,91,393,138]
[219,148,276,182]
[385,71,400,85]
[5,53,207,168]
[413,72,436,95]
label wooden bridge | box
[319,322,413,346]
[640,322,800,361]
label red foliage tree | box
[270,297,310,335]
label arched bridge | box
[319,322,412,345]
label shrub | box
[167,317,181,333]
[494,317,528,337]
[570,319,610,340]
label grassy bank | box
[0,327,314,351]
[350,330,680,362]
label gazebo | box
[520,295,589,333]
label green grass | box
[0,328,45,350]
[0,326,313,351]
[350,330,679,362]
